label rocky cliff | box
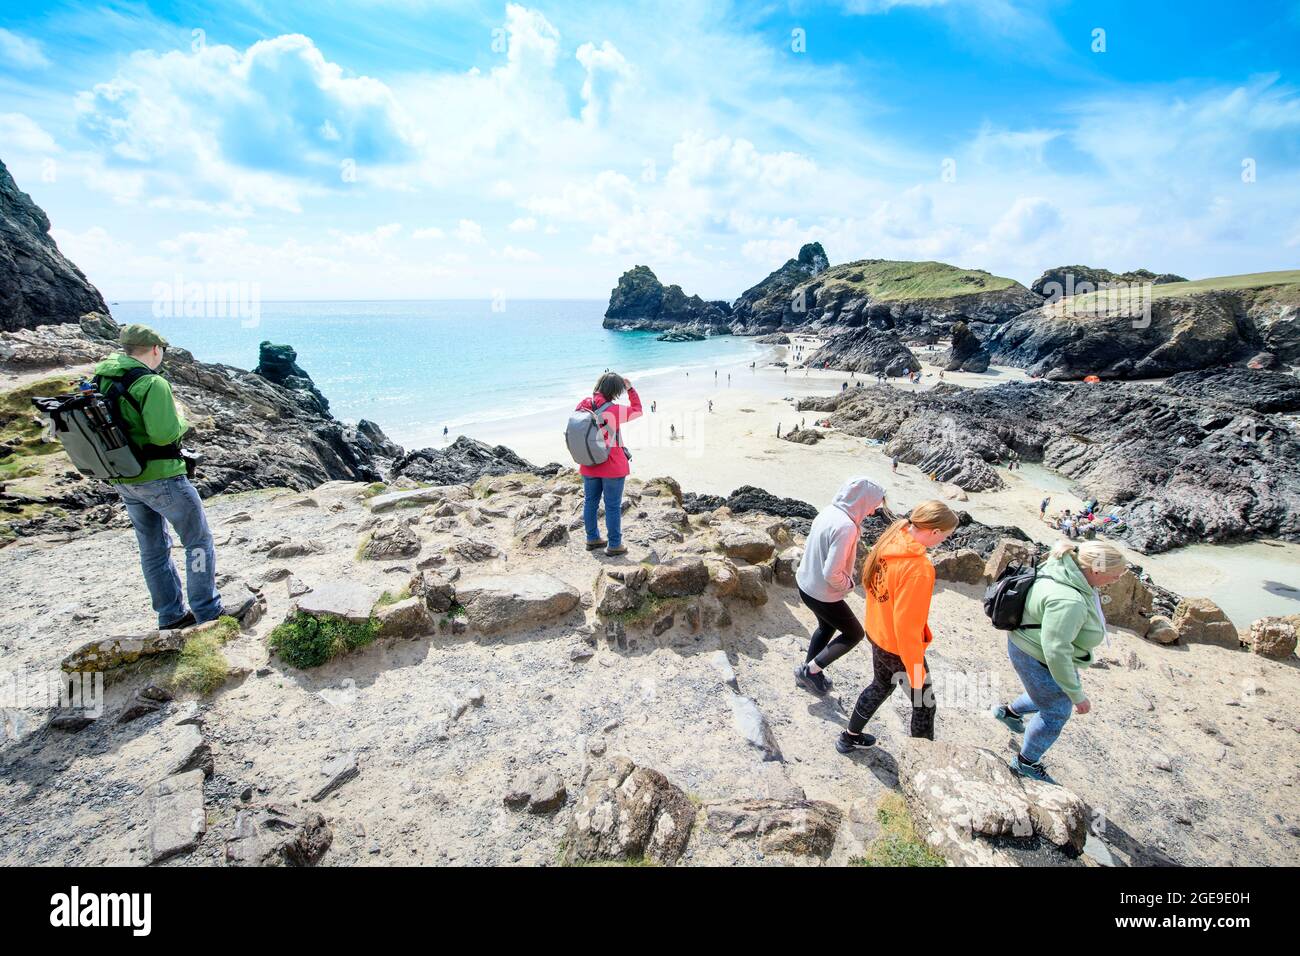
[727,242,830,329]
[797,367,1300,553]
[985,273,1300,380]
[0,159,108,332]
[602,265,734,333]
[802,326,921,377]
[1030,264,1188,298]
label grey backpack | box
[565,401,628,467]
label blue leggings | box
[1006,638,1074,762]
[582,476,625,547]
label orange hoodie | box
[863,530,936,688]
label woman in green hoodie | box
[992,539,1126,783]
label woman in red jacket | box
[575,372,642,556]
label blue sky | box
[1,0,1297,300]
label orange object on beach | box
[1083,374,1101,383]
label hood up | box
[831,475,886,527]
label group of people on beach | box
[574,370,1123,785]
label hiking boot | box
[992,703,1025,734]
[605,544,627,556]
[1010,753,1057,785]
[585,538,607,551]
[209,594,256,624]
[793,662,831,695]
[835,730,876,754]
[160,610,196,631]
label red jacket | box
[576,386,642,478]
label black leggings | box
[847,640,936,740]
[798,588,865,669]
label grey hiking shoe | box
[1010,753,1057,785]
[793,662,831,695]
[992,703,1025,734]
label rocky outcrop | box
[564,757,696,865]
[803,326,920,377]
[389,436,557,485]
[942,320,991,373]
[728,242,830,329]
[0,160,108,332]
[253,341,329,412]
[797,369,1300,553]
[1030,264,1188,298]
[602,265,733,333]
[986,275,1300,378]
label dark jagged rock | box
[754,333,790,345]
[656,328,706,342]
[986,278,1300,378]
[390,435,559,485]
[798,369,1300,553]
[0,160,108,331]
[729,242,830,329]
[603,265,732,333]
[803,326,920,376]
[942,320,990,373]
[780,427,823,445]
[1030,265,1188,299]
[253,340,329,412]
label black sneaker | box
[793,662,831,695]
[836,730,877,754]
[208,595,256,624]
[160,610,196,631]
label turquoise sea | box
[110,299,766,449]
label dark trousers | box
[848,640,936,740]
[798,587,865,669]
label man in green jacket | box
[94,324,249,630]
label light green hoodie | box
[1009,555,1106,703]
[92,353,188,484]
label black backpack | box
[983,558,1041,631]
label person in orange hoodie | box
[836,500,959,753]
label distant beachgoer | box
[1040,496,1051,518]
[777,423,782,438]
[443,425,449,438]
[891,457,898,473]
[837,500,959,752]
[708,400,713,413]
[793,477,887,696]
[574,371,642,557]
[670,423,676,440]
[651,400,657,413]
[992,539,1124,784]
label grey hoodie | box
[795,476,886,602]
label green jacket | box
[1010,555,1106,703]
[92,353,188,484]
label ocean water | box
[110,299,766,448]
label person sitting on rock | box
[836,500,959,753]
[992,539,1125,784]
[793,477,887,695]
[95,324,252,630]
[575,371,641,556]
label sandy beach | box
[454,335,1300,628]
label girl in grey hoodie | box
[793,476,887,695]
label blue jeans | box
[1007,638,1073,763]
[115,476,220,627]
[582,476,625,547]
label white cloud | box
[508,217,537,232]
[454,219,486,244]
[0,28,49,70]
[412,226,445,240]
[989,196,1062,244]
[575,41,631,125]
[0,113,59,153]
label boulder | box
[267,540,323,559]
[983,538,1035,581]
[595,571,644,616]
[450,538,505,563]
[456,572,580,633]
[408,569,457,613]
[705,799,843,858]
[225,805,333,867]
[503,771,568,814]
[294,581,382,624]
[1245,616,1298,659]
[897,740,1089,866]
[62,630,187,673]
[360,521,422,560]
[721,527,776,564]
[145,770,206,863]
[564,758,696,865]
[773,547,802,587]
[733,565,769,605]
[933,548,986,585]
[1143,614,1178,645]
[1171,598,1240,649]
[647,558,710,598]
[374,597,434,639]
[1098,569,1154,632]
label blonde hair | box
[1050,539,1126,574]
[861,499,959,586]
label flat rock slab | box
[62,631,185,673]
[368,487,448,512]
[311,752,360,802]
[293,581,383,623]
[146,770,206,863]
[226,804,334,867]
[456,572,580,634]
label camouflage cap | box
[118,324,169,349]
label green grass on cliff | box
[1061,269,1300,312]
[809,259,1021,302]
[268,610,379,669]
[0,375,71,481]
[850,793,947,867]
